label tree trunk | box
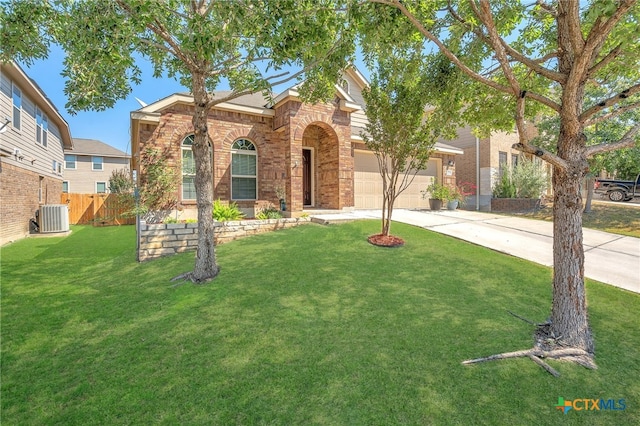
[190,71,219,282]
[584,175,595,213]
[550,163,593,353]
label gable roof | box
[68,138,130,158]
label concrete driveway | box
[311,209,640,294]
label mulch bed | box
[367,233,405,248]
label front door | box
[303,149,312,206]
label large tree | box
[364,0,640,368]
[361,46,441,239]
[1,0,355,282]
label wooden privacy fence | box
[61,193,135,226]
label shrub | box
[422,181,453,201]
[493,157,547,199]
[512,157,547,198]
[108,169,133,193]
[213,199,245,221]
[493,170,517,198]
[256,205,283,220]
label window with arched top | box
[340,79,350,94]
[231,139,257,200]
[182,135,196,200]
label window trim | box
[36,107,48,147]
[65,154,77,170]
[181,135,196,201]
[231,138,258,201]
[62,181,69,193]
[12,83,22,131]
[92,156,103,171]
[95,181,107,193]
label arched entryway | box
[301,123,340,209]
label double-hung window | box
[182,135,196,200]
[92,156,103,171]
[12,84,21,130]
[65,154,76,169]
[36,107,48,147]
[231,139,257,200]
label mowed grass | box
[512,200,640,238]
[1,222,639,425]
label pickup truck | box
[595,173,640,202]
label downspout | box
[475,136,480,211]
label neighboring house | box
[0,61,73,246]
[63,138,130,194]
[440,127,523,210]
[442,125,550,210]
[130,67,463,218]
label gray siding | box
[0,70,65,181]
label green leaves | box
[0,0,54,64]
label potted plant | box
[422,181,451,210]
[448,182,477,210]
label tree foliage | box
[360,45,441,236]
[1,0,356,282]
[363,0,640,359]
[108,168,134,194]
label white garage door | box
[354,151,440,209]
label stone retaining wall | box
[138,217,310,261]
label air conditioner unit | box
[39,205,70,233]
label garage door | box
[354,151,440,209]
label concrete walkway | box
[310,209,640,294]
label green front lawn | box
[1,223,638,425]
[511,200,640,238]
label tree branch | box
[116,0,199,70]
[588,43,622,77]
[448,1,563,83]
[371,1,564,112]
[579,0,636,83]
[512,141,569,170]
[585,122,640,158]
[580,83,640,121]
[536,0,557,16]
[558,0,584,54]
[584,101,640,127]
[370,2,511,96]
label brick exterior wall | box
[136,96,354,218]
[137,217,310,261]
[1,161,62,245]
[490,197,541,212]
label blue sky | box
[23,45,184,154]
[23,45,370,155]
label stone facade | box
[137,217,311,261]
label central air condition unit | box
[39,205,70,233]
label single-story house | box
[63,138,130,194]
[130,67,463,219]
